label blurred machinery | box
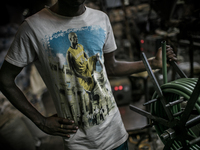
[109,77,132,106]
[130,42,200,150]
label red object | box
[119,85,123,90]
[114,86,119,91]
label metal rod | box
[141,52,173,120]
[180,76,200,126]
[165,97,184,107]
[143,98,157,106]
[129,104,170,127]
[170,61,188,78]
[186,115,200,128]
[141,52,163,97]
[173,110,184,117]
[162,41,168,84]
[189,136,200,145]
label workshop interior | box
[0,0,200,149]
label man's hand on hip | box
[39,115,78,138]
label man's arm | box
[0,61,78,138]
[104,46,176,76]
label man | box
[0,1,53,149]
[0,0,176,150]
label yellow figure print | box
[67,32,103,92]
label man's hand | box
[39,115,78,138]
[166,45,177,62]
[152,45,177,69]
[0,61,78,138]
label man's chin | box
[73,3,84,7]
[65,1,85,7]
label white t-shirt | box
[5,7,128,150]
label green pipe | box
[151,78,200,149]
[161,78,200,108]
[162,41,167,84]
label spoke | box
[169,61,187,78]
[163,140,173,150]
[180,76,200,126]
[141,52,174,120]
[180,139,189,149]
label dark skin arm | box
[0,61,78,138]
[104,45,176,76]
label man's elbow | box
[0,76,7,91]
[0,74,15,91]
[105,64,117,76]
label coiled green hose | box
[151,78,200,149]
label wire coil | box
[151,78,200,150]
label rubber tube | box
[151,78,200,149]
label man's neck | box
[50,1,86,17]
[71,44,78,49]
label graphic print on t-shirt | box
[44,25,116,129]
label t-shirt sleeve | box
[103,15,117,53]
[5,21,37,67]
